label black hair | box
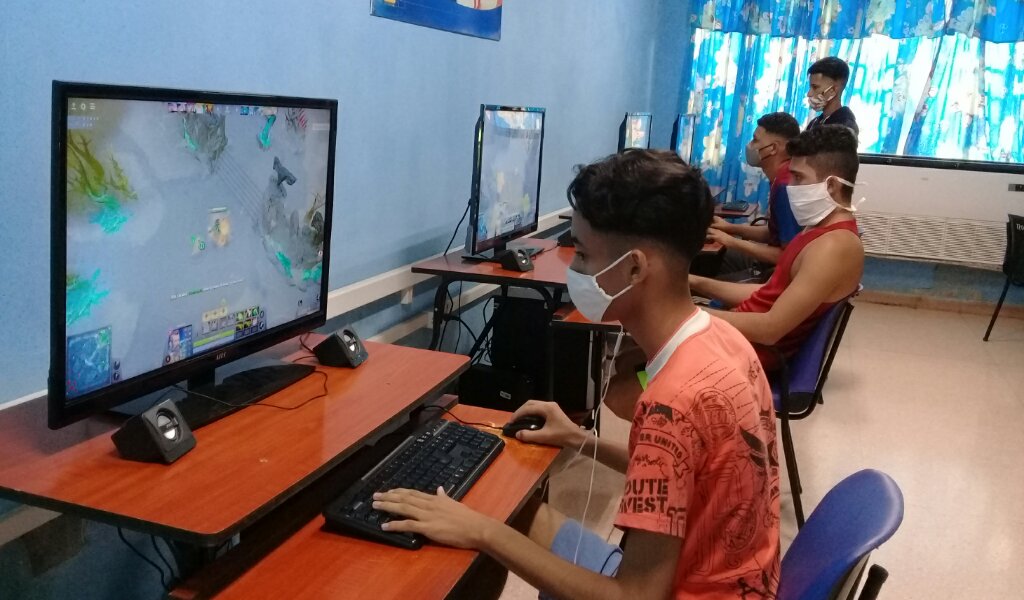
[756,112,801,140]
[807,57,850,84]
[786,125,860,198]
[566,149,713,262]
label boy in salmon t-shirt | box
[375,150,780,599]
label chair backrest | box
[1006,214,1024,284]
[779,470,904,600]
[775,299,854,413]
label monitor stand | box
[110,361,316,430]
[177,363,315,429]
[463,240,546,264]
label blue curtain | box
[685,0,1024,210]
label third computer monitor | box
[619,112,652,151]
[467,104,545,258]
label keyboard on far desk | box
[720,200,750,212]
[323,419,504,549]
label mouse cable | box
[418,404,501,432]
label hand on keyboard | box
[372,486,496,550]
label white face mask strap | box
[595,251,633,278]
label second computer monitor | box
[672,114,697,164]
[619,112,652,151]
[467,105,545,258]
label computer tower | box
[490,296,550,397]
[550,326,605,414]
[478,295,606,415]
[458,364,535,412]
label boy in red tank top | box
[690,126,864,370]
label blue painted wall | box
[0,2,690,598]
[0,0,690,404]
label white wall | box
[861,164,1024,222]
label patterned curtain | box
[685,0,1024,210]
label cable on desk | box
[150,535,178,581]
[443,200,471,257]
[299,332,316,355]
[117,527,168,590]
[418,404,502,432]
[171,367,329,413]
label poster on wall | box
[370,0,502,41]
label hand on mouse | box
[509,400,585,449]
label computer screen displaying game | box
[621,113,652,150]
[470,105,544,255]
[53,83,336,424]
[673,114,696,164]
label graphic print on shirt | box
[621,354,779,598]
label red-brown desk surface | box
[0,340,469,546]
[171,404,560,600]
[412,238,722,287]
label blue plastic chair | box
[779,469,904,600]
[763,298,855,528]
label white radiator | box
[858,210,1005,267]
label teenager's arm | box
[512,400,630,473]
[689,274,762,308]
[713,217,773,244]
[709,231,783,265]
[707,233,861,344]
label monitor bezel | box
[49,80,339,429]
[619,112,653,151]
[468,104,546,256]
[671,113,697,164]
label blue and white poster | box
[371,0,502,41]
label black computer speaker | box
[500,248,534,272]
[112,399,196,464]
[556,230,574,247]
[314,327,369,368]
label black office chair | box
[983,214,1024,341]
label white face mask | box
[565,251,634,323]
[787,176,858,227]
[808,85,837,112]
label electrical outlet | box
[1010,183,1024,193]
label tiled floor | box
[499,302,1024,599]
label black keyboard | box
[721,200,750,212]
[323,419,504,549]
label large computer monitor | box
[671,114,697,164]
[464,104,545,261]
[49,81,338,429]
[618,112,652,151]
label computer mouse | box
[501,415,545,437]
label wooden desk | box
[0,341,469,546]
[412,238,571,289]
[411,238,722,351]
[172,404,560,600]
[715,203,758,219]
[551,304,621,333]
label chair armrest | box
[857,565,889,600]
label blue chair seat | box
[771,299,851,417]
[780,469,904,600]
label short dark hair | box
[567,149,713,262]
[757,112,801,140]
[786,125,860,197]
[808,57,850,84]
